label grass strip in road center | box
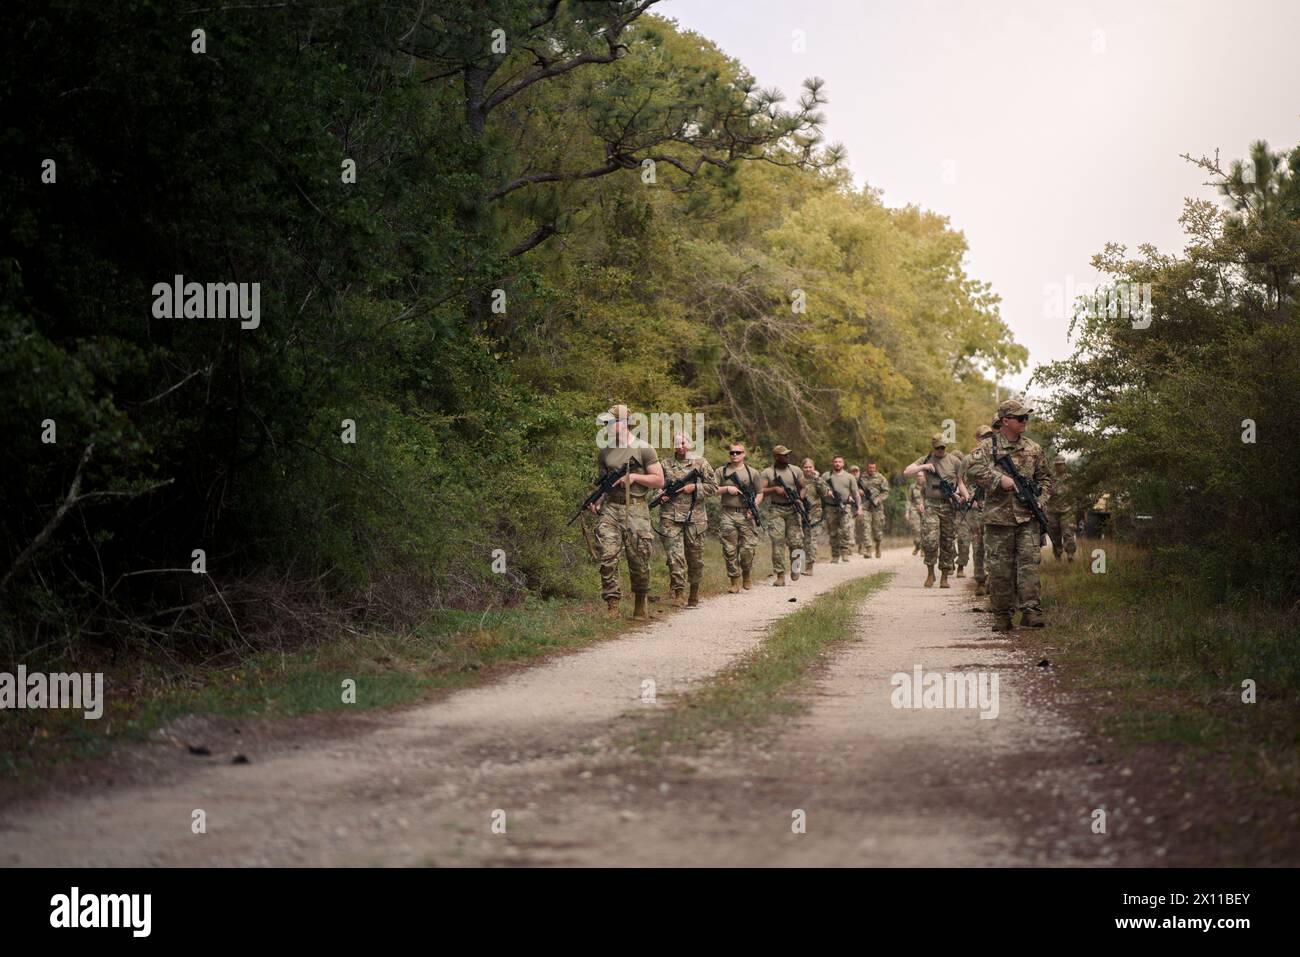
[630,571,892,756]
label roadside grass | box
[629,572,893,757]
[1025,538,1300,862]
[1,533,793,782]
[1032,539,1299,752]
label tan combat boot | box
[1021,610,1046,628]
[956,567,966,578]
[804,563,815,577]
[924,565,935,588]
[773,572,786,587]
[728,577,741,594]
[790,566,800,581]
[604,597,620,619]
[875,543,881,558]
[975,581,987,596]
[670,588,684,608]
[991,616,1013,632]
[840,555,850,564]
[742,570,752,589]
[633,593,650,621]
[687,582,701,607]
[939,570,950,588]
[912,543,920,555]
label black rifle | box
[991,438,1058,549]
[960,484,985,514]
[771,471,811,532]
[925,454,964,510]
[650,467,702,510]
[935,474,965,510]
[567,462,632,526]
[725,467,766,532]
[859,477,886,511]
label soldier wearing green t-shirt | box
[758,445,804,586]
[590,405,665,620]
[654,432,718,608]
[903,433,969,589]
[716,442,762,593]
[821,457,858,563]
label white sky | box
[663,0,1300,392]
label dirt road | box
[1,546,1154,866]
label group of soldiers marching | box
[584,401,1077,632]
[901,397,1078,630]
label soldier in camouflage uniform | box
[953,446,971,577]
[716,442,762,593]
[859,461,890,558]
[800,458,828,576]
[965,398,1052,631]
[906,474,925,554]
[821,456,858,563]
[653,432,717,608]
[850,466,868,556]
[970,424,995,596]
[1044,454,1077,562]
[758,445,805,586]
[590,405,666,620]
[904,433,969,588]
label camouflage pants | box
[719,508,758,579]
[825,505,853,558]
[864,506,885,544]
[972,516,987,583]
[660,519,708,592]
[1046,511,1077,557]
[802,519,821,568]
[921,500,956,571]
[984,521,1043,617]
[906,508,922,545]
[955,510,971,568]
[595,501,654,600]
[767,507,805,575]
[853,511,867,552]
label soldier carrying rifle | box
[965,398,1053,632]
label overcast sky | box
[663,0,1300,393]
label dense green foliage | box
[1,1,1023,659]
[1035,140,1300,603]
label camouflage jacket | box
[965,433,1051,526]
[658,455,717,525]
[801,473,829,522]
[906,483,923,515]
[1045,470,1072,514]
[858,474,890,510]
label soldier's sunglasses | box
[729,450,744,455]
[1009,414,1029,422]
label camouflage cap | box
[930,432,947,449]
[975,425,994,439]
[772,444,792,456]
[995,397,1033,418]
